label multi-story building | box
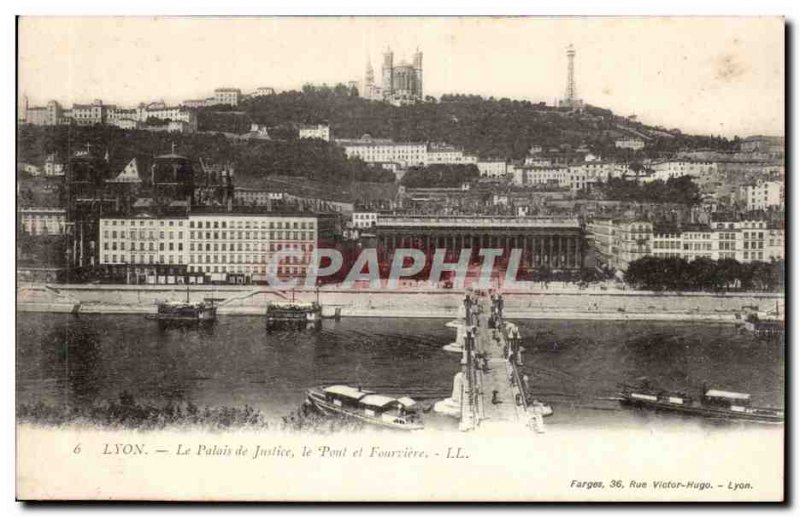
[615,138,645,150]
[523,156,552,167]
[182,98,214,108]
[98,212,322,284]
[19,208,67,236]
[234,188,284,206]
[213,88,242,107]
[679,226,715,261]
[740,181,784,211]
[738,220,768,263]
[298,124,331,142]
[250,86,275,97]
[593,216,784,272]
[713,228,739,260]
[588,219,652,271]
[512,165,570,188]
[71,99,110,125]
[651,231,683,259]
[477,161,508,178]
[650,160,718,182]
[567,161,627,191]
[209,88,242,107]
[740,135,784,156]
[252,87,276,97]
[614,221,653,271]
[765,225,785,262]
[337,136,427,169]
[24,100,64,126]
[425,144,477,166]
[352,212,378,229]
[135,104,197,131]
[374,215,585,272]
[24,98,197,131]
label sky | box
[18,16,784,138]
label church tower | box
[382,48,394,98]
[363,58,375,99]
[365,58,374,86]
[413,48,423,100]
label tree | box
[400,164,479,188]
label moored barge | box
[266,301,322,330]
[149,300,217,326]
[619,383,783,424]
[306,385,423,431]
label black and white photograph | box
[14,15,785,502]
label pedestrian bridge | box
[435,291,547,432]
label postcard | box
[16,16,785,502]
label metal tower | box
[565,44,577,102]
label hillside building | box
[362,47,423,105]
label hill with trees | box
[597,176,703,204]
[17,125,395,189]
[231,85,738,160]
[400,164,479,188]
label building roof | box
[108,158,141,183]
[396,397,417,408]
[323,385,369,400]
[359,394,396,408]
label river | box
[16,313,784,430]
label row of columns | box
[376,232,584,269]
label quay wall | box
[17,284,783,322]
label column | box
[566,236,572,268]
[523,236,530,268]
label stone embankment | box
[16,283,783,322]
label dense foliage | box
[400,164,479,188]
[17,125,394,186]
[598,176,702,204]
[625,257,784,292]
[234,85,737,160]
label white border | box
[4,1,796,515]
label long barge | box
[620,384,783,424]
[306,385,423,431]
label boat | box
[147,286,217,326]
[619,383,783,424]
[267,301,321,322]
[266,301,322,330]
[149,300,217,326]
[305,385,424,431]
[742,314,784,341]
[739,301,785,341]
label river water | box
[16,313,784,430]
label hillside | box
[223,85,738,160]
[16,125,395,191]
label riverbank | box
[17,283,783,322]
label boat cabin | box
[266,301,322,321]
[321,385,420,424]
[702,389,751,409]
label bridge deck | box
[459,296,528,430]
